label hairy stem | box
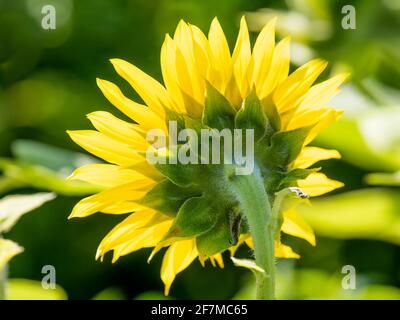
[229,166,275,299]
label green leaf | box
[139,180,201,217]
[0,176,25,194]
[0,192,56,233]
[265,126,313,168]
[92,287,127,300]
[196,212,231,256]
[12,140,96,173]
[365,172,400,186]
[235,89,269,141]
[315,113,400,172]
[163,196,216,239]
[134,290,171,300]
[361,285,400,300]
[298,188,400,245]
[0,159,102,196]
[7,279,67,300]
[0,239,24,270]
[202,82,236,130]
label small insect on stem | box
[229,212,242,245]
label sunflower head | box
[67,16,346,295]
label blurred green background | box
[0,0,399,299]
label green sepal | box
[261,96,281,132]
[139,179,200,216]
[155,155,206,188]
[202,82,236,130]
[264,126,313,169]
[235,88,270,141]
[180,89,204,119]
[262,168,285,195]
[164,109,186,134]
[162,196,217,240]
[154,119,210,187]
[278,167,319,189]
[183,116,207,133]
[262,167,318,195]
[196,212,232,257]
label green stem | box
[229,166,275,300]
[0,264,7,300]
[0,233,8,300]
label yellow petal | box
[173,22,195,96]
[69,182,152,218]
[297,73,349,112]
[68,163,153,188]
[232,16,251,99]
[101,201,145,214]
[96,78,167,132]
[274,242,300,259]
[258,36,290,99]
[174,21,205,106]
[208,256,217,267]
[97,209,158,256]
[244,236,254,249]
[297,172,344,197]
[244,236,300,258]
[229,234,249,256]
[281,208,316,246]
[293,147,341,169]
[224,74,243,107]
[161,238,198,295]
[208,17,232,93]
[87,111,149,151]
[165,36,204,117]
[274,59,328,113]
[160,35,186,113]
[204,254,225,268]
[252,18,276,89]
[97,210,168,257]
[128,160,164,181]
[110,58,171,117]
[190,24,211,79]
[211,253,224,268]
[284,104,343,140]
[174,47,195,100]
[0,239,24,269]
[283,105,326,131]
[305,108,343,144]
[113,219,173,262]
[67,130,144,166]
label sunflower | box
[67,16,346,298]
